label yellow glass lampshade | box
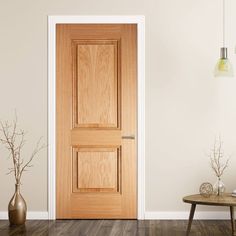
[214,48,234,77]
[214,58,234,77]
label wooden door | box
[56,24,137,219]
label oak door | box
[56,24,137,219]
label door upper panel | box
[72,39,121,129]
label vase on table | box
[8,184,27,225]
[213,177,225,196]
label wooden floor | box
[0,220,233,236]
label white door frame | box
[48,15,145,220]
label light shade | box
[214,48,234,77]
[214,58,234,77]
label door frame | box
[48,15,145,220]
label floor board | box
[0,220,232,236]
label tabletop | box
[183,193,236,207]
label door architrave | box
[48,15,145,220]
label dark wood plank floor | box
[0,220,232,236]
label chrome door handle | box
[122,135,135,140]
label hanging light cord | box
[223,0,225,47]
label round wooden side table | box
[183,193,236,236]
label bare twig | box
[19,137,46,181]
[0,113,46,185]
[209,136,229,178]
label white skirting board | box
[145,211,232,220]
[0,211,231,220]
[0,211,49,220]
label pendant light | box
[214,0,234,77]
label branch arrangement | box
[209,137,229,178]
[0,115,46,185]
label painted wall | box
[0,0,236,214]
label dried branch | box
[19,137,46,180]
[0,113,46,185]
[209,136,230,178]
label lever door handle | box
[122,135,135,140]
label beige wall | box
[0,0,236,213]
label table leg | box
[230,206,236,236]
[186,204,196,236]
